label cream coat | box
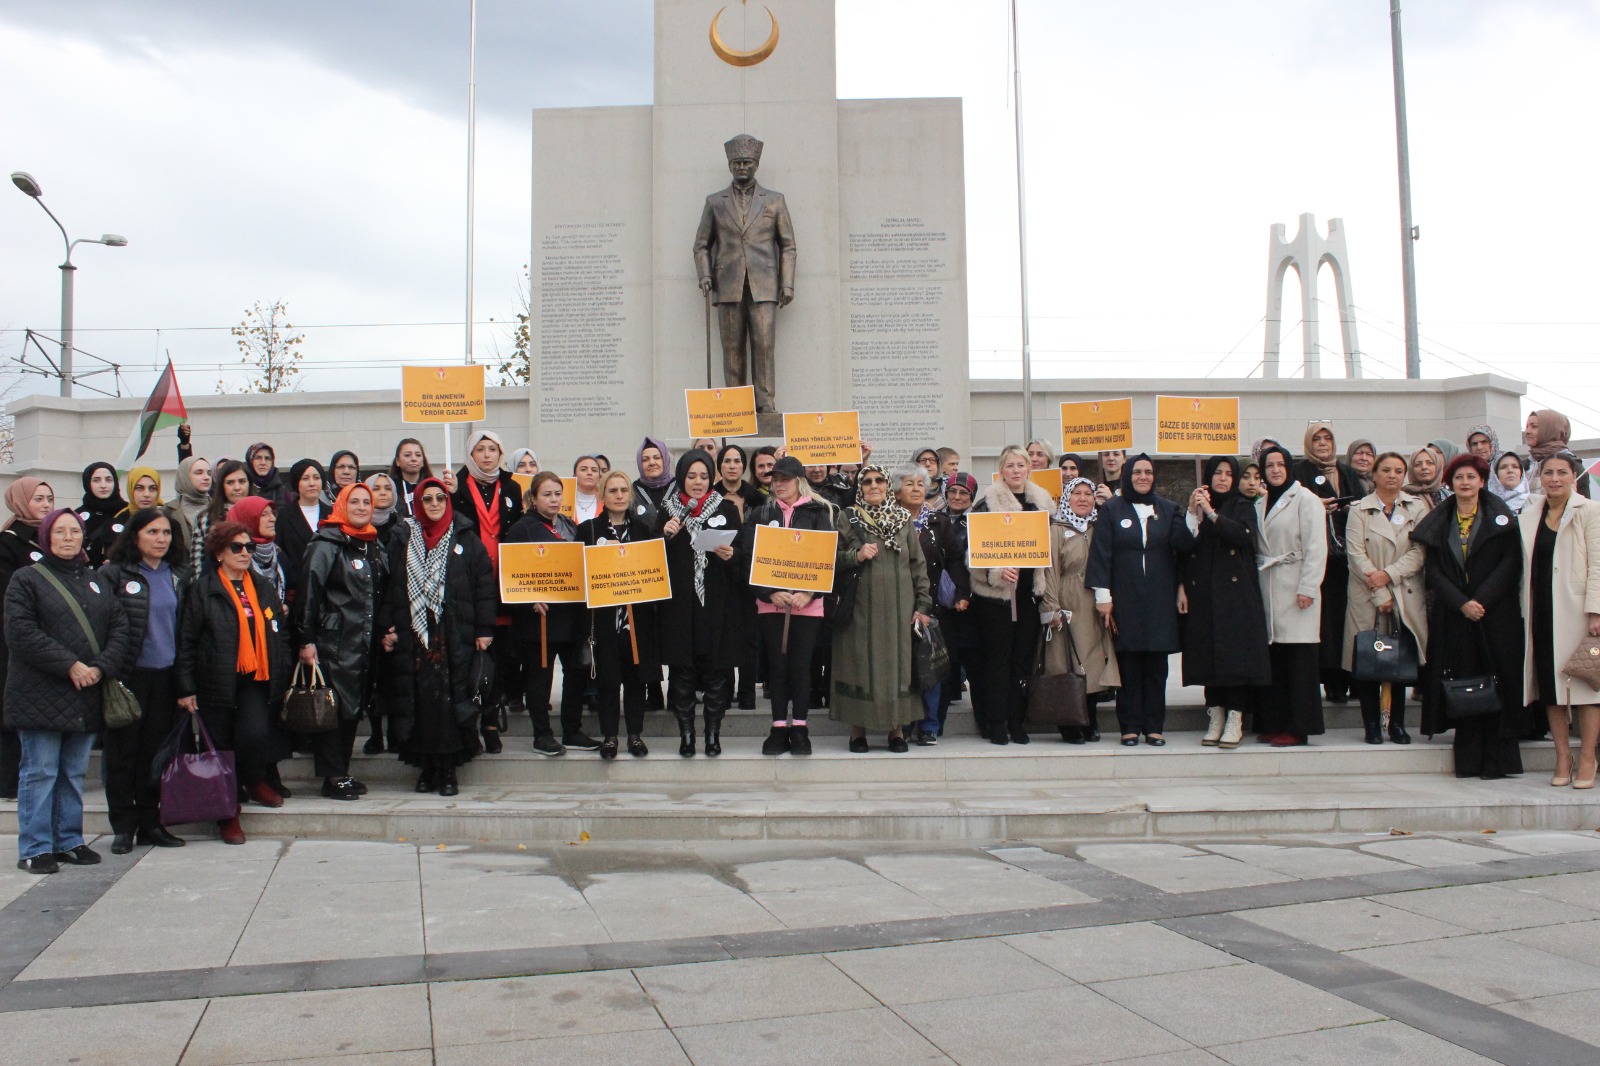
[969,479,1056,603]
[1520,493,1600,706]
[1040,524,1120,693]
[1342,492,1430,670]
[1255,481,1328,645]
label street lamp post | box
[10,172,128,397]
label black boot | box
[1362,708,1383,744]
[363,717,385,755]
[789,724,812,756]
[1388,702,1411,744]
[676,713,696,757]
[704,714,724,757]
[761,725,791,756]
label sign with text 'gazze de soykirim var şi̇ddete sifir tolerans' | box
[528,0,970,467]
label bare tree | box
[223,300,305,393]
[490,265,531,387]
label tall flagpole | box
[454,0,479,473]
[1390,0,1421,378]
[1011,0,1034,444]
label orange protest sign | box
[559,477,578,523]
[749,524,837,593]
[783,411,862,466]
[498,541,586,604]
[965,510,1052,569]
[584,538,672,608]
[992,470,1064,500]
[1156,395,1241,454]
[401,365,486,423]
[685,386,758,438]
[1060,398,1133,453]
[511,473,534,499]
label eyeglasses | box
[418,493,449,504]
[225,542,251,554]
[859,476,888,486]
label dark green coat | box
[829,511,931,731]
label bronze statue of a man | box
[693,134,796,414]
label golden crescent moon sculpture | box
[710,5,779,67]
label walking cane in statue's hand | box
[704,288,714,389]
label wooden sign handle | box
[627,604,639,666]
[540,611,548,669]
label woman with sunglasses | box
[177,520,292,844]
[830,462,932,753]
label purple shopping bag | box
[160,714,239,826]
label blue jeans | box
[17,730,95,860]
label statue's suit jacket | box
[693,182,797,305]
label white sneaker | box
[1219,710,1244,749]
[1201,707,1224,746]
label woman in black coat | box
[1086,453,1196,746]
[1181,455,1271,749]
[6,508,133,873]
[737,457,836,756]
[275,458,330,579]
[1411,453,1526,779]
[381,478,497,795]
[176,520,293,845]
[578,470,665,759]
[1293,423,1361,703]
[100,508,193,852]
[295,483,390,800]
[452,430,525,729]
[0,477,56,800]
[657,449,744,757]
[503,471,590,756]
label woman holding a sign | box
[1255,445,1328,746]
[831,463,933,753]
[739,457,835,756]
[1086,453,1195,746]
[657,450,744,757]
[382,477,496,795]
[579,470,663,759]
[504,472,592,757]
[970,447,1059,744]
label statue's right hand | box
[698,278,713,295]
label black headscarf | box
[78,461,125,521]
[1260,445,1296,510]
[322,450,360,507]
[1120,453,1157,503]
[287,458,325,505]
[1202,455,1243,507]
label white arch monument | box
[1263,213,1362,379]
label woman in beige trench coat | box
[1343,451,1430,744]
[1041,477,1119,743]
[1519,450,1600,788]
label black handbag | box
[829,566,862,626]
[1024,626,1089,730]
[912,619,950,692]
[1439,625,1501,719]
[1351,614,1418,684]
[282,662,339,733]
[454,649,496,726]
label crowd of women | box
[1,409,1595,873]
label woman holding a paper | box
[503,473,592,757]
[831,462,933,753]
[578,470,663,759]
[657,450,744,757]
[969,446,1057,745]
[1086,454,1195,746]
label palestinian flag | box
[116,359,188,473]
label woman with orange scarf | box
[176,521,291,845]
[295,484,392,800]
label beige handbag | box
[1563,636,1600,688]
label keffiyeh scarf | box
[403,516,453,646]
[663,488,725,605]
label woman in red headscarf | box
[295,484,393,800]
[379,478,496,795]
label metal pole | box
[59,262,76,397]
[1011,0,1034,443]
[465,0,478,368]
[1390,0,1421,378]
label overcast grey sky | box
[3,1,1598,433]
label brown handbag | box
[1024,626,1089,730]
[1563,636,1600,688]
